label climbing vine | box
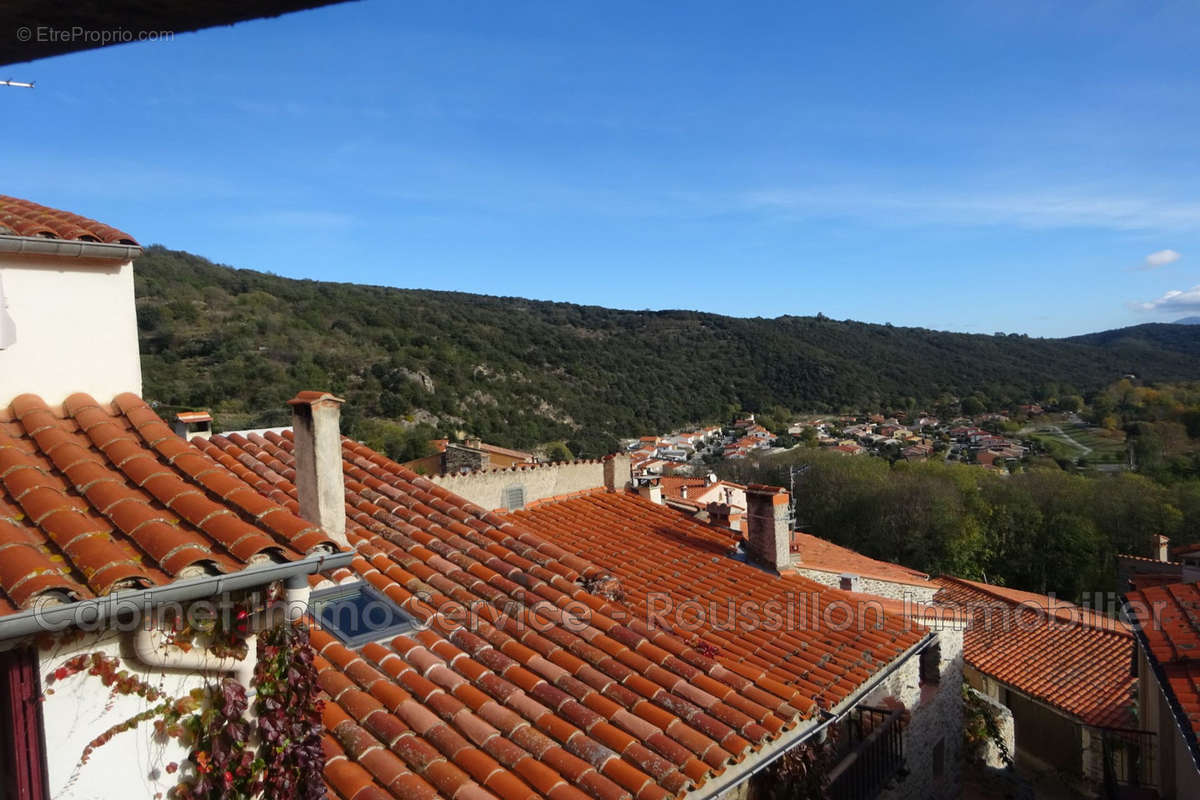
[41,587,326,799]
[962,683,1012,767]
[764,721,843,799]
[252,621,325,799]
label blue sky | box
[6,0,1200,336]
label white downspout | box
[131,575,314,692]
[133,628,257,689]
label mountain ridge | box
[133,245,1200,454]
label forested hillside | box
[134,246,1200,455]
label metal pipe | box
[133,627,258,688]
[0,234,142,262]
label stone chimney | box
[603,453,632,492]
[288,391,348,547]
[745,484,791,572]
[1156,534,1171,562]
[637,477,662,505]
[443,443,489,474]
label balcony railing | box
[827,706,906,800]
[1101,727,1157,798]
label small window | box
[310,582,416,647]
[920,642,942,684]
[503,485,526,511]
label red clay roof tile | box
[0,393,342,612]
[202,429,938,799]
[1126,581,1200,754]
[934,576,1135,727]
[0,194,138,245]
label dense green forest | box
[134,246,1200,457]
[721,450,1194,600]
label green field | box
[1032,423,1127,468]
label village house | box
[933,576,1144,794]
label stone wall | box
[430,459,610,510]
[872,624,965,800]
[791,567,940,605]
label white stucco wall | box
[38,631,210,800]
[430,460,608,510]
[0,253,141,407]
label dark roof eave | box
[0,549,353,644]
[0,234,142,262]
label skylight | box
[309,582,416,647]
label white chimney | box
[289,391,348,547]
[680,485,688,499]
[1156,534,1171,562]
[637,477,662,505]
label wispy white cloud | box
[1131,285,1200,313]
[1137,248,1182,269]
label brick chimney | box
[1156,534,1171,562]
[745,484,791,572]
[289,391,348,548]
[603,453,632,492]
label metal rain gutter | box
[0,550,355,643]
[0,234,142,262]
[686,630,937,799]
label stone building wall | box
[430,459,610,510]
[872,624,965,800]
[791,567,940,605]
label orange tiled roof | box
[790,532,931,589]
[0,393,341,614]
[513,492,927,714]
[0,194,138,245]
[934,576,1135,727]
[202,431,834,800]
[1125,581,1200,756]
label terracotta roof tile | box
[934,576,1135,727]
[790,532,932,589]
[0,194,138,245]
[1126,581,1200,735]
[0,393,342,613]
[204,430,926,798]
[511,492,925,715]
